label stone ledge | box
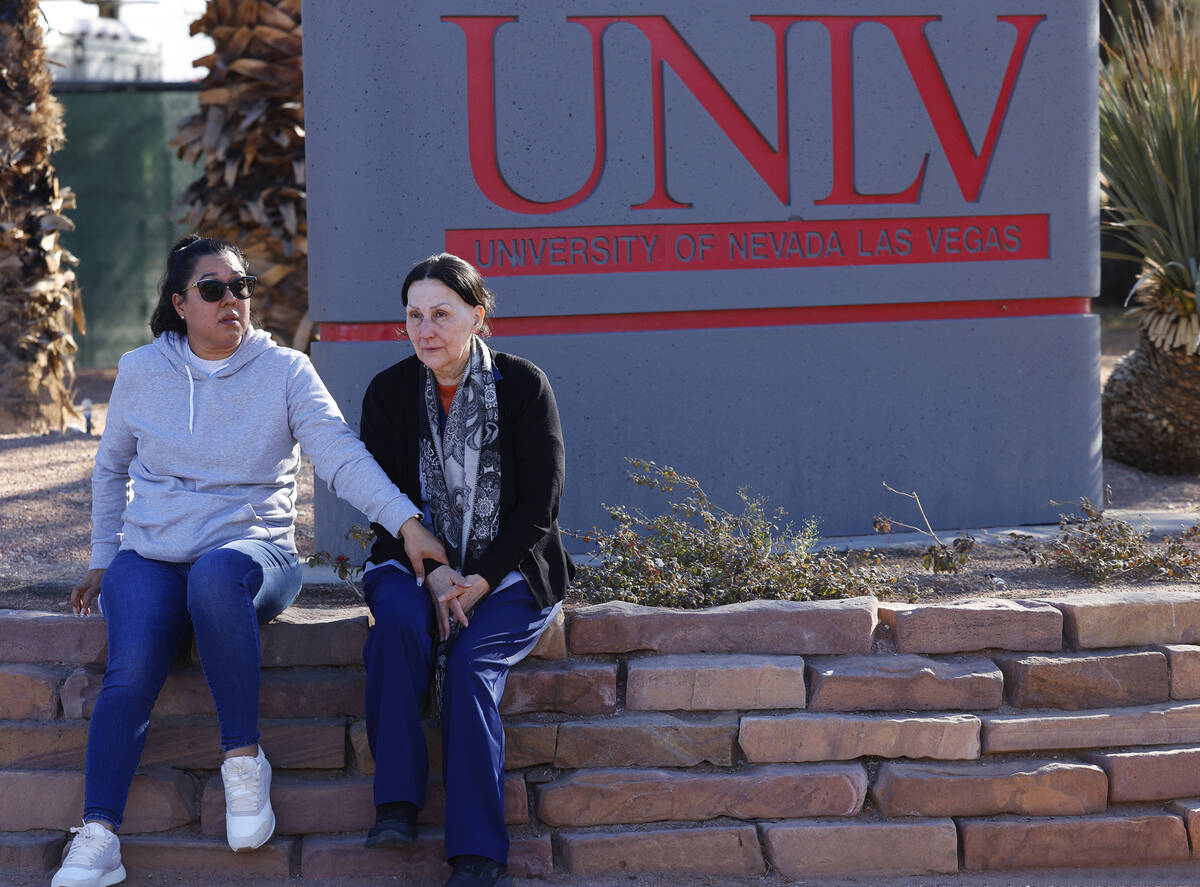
[559,824,765,876]
[878,599,1062,654]
[554,712,737,768]
[0,610,106,666]
[996,650,1169,709]
[960,813,1190,870]
[1046,590,1200,650]
[536,763,867,827]
[300,831,552,879]
[807,654,1003,711]
[982,702,1200,753]
[1087,746,1200,803]
[200,773,528,836]
[120,833,293,877]
[568,597,876,655]
[762,819,958,877]
[739,711,981,762]
[625,653,805,711]
[871,760,1107,817]
[0,718,346,770]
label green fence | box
[53,88,200,368]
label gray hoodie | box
[90,329,419,569]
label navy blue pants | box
[362,565,558,864]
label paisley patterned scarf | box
[417,335,502,571]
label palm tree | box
[0,0,83,433]
[171,0,308,348]
[1100,0,1200,473]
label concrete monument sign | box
[302,0,1100,548]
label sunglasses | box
[188,275,257,302]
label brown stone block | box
[349,719,373,774]
[983,702,1200,753]
[960,814,1189,870]
[0,831,67,872]
[60,667,365,719]
[626,653,805,711]
[0,769,194,832]
[739,712,980,762]
[807,654,1003,711]
[201,773,526,835]
[568,597,876,655]
[0,609,107,665]
[529,607,566,660]
[1160,644,1200,700]
[300,832,552,878]
[1047,590,1200,650]
[0,664,65,719]
[762,819,958,877]
[500,660,616,715]
[871,760,1107,816]
[1088,746,1200,802]
[556,712,736,768]
[120,833,293,876]
[536,763,866,827]
[142,719,346,769]
[504,721,558,768]
[566,597,878,657]
[998,650,1168,709]
[259,611,369,667]
[560,824,764,876]
[0,721,89,769]
[879,598,1062,654]
[1168,799,1200,855]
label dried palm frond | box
[171,0,308,348]
[0,0,82,433]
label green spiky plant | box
[1100,0,1200,473]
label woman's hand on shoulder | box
[398,516,447,583]
[71,569,105,616]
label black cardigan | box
[359,349,573,610]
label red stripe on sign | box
[444,214,1049,276]
[318,297,1089,341]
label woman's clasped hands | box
[425,566,491,641]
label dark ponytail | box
[149,234,249,337]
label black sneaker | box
[364,801,417,849]
[445,854,512,887]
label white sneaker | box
[51,821,125,887]
[220,746,275,851]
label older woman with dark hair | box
[51,235,446,887]
[359,253,572,887]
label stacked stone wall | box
[4,590,1200,879]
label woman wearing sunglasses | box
[52,234,447,887]
[357,253,572,887]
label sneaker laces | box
[63,824,109,868]
[223,756,263,814]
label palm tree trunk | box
[0,0,83,434]
[1102,329,1200,473]
[171,0,307,349]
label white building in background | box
[43,15,162,82]
[40,0,212,84]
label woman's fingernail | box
[416,577,423,586]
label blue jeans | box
[363,565,560,865]
[83,541,302,831]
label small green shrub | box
[571,459,891,607]
[1047,498,1200,583]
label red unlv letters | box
[443,14,1045,214]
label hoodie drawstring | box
[186,366,195,433]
